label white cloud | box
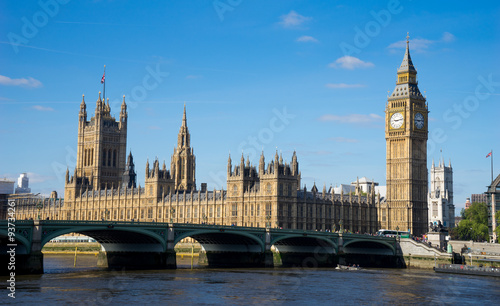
[319,113,382,124]
[32,105,54,111]
[325,83,365,89]
[441,32,456,43]
[388,38,434,52]
[388,32,456,53]
[26,172,54,184]
[278,11,311,28]
[328,56,374,70]
[329,137,358,143]
[0,75,42,88]
[296,35,318,43]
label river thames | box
[10,254,500,305]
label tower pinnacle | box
[398,32,416,74]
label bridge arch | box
[271,234,338,252]
[173,227,267,268]
[40,225,167,252]
[174,228,265,251]
[270,234,338,267]
[343,239,396,255]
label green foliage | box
[451,202,489,241]
[463,202,489,225]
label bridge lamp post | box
[339,220,343,233]
[170,208,175,224]
[396,226,400,243]
[202,214,207,225]
[36,198,43,221]
[105,209,109,221]
[266,215,271,229]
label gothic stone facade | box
[15,92,379,233]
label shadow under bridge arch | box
[174,229,267,268]
[342,239,398,268]
[41,225,167,253]
[271,235,338,268]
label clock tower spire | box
[384,33,429,236]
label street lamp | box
[35,197,43,220]
[266,214,271,229]
[105,209,109,221]
[339,220,343,233]
[396,226,400,243]
[170,208,175,224]
[202,213,208,224]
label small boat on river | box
[336,264,361,271]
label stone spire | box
[182,103,187,127]
[80,94,86,112]
[177,104,190,148]
[120,95,127,121]
[259,151,265,174]
[397,32,416,74]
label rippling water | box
[10,254,500,305]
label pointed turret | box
[96,91,102,112]
[80,94,86,112]
[120,95,127,123]
[182,104,187,127]
[145,158,150,178]
[291,150,298,176]
[176,104,190,149]
[389,33,425,101]
[122,151,136,189]
[227,154,232,175]
[259,151,265,174]
[397,33,417,74]
[79,95,87,123]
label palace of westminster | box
[11,37,450,236]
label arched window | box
[91,148,94,165]
[102,150,106,166]
[108,150,111,166]
[113,150,117,167]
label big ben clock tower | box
[385,34,429,236]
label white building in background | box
[0,178,15,195]
[329,177,386,200]
[428,158,455,228]
[15,173,31,194]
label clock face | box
[414,113,424,129]
[390,112,404,129]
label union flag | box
[486,151,492,158]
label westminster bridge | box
[1,220,402,274]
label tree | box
[463,202,489,225]
[451,202,489,241]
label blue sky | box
[1,1,499,214]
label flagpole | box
[103,65,106,103]
[492,150,494,183]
